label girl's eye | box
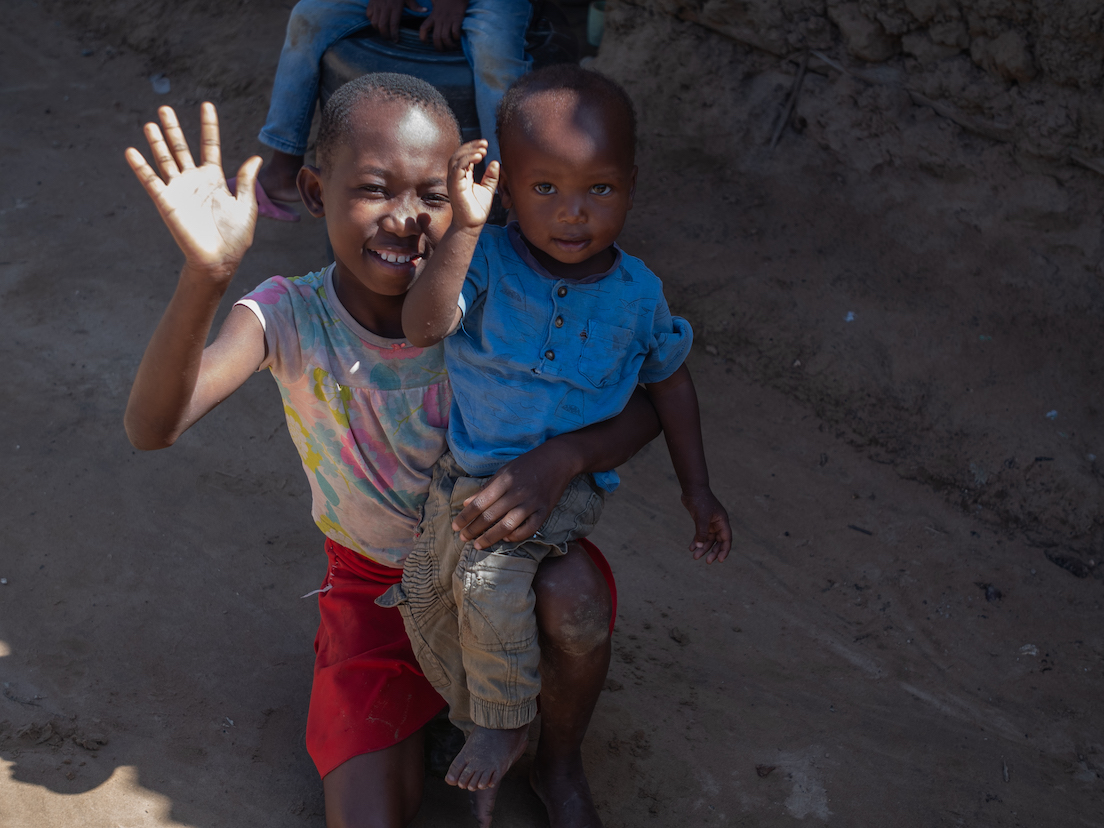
[591,184,612,195]
[423,193,450,207]
[534,183,555,195]
[361,185,386,197]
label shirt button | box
[545,349,555,360]
[554,316,564,328]
[557,286,567,298]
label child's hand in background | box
[125,103,261,282]
[447,139,499,231]
[681,488,732,564]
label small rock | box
[829,4,897,62]
[971,31,1035,83]
[902,31,960,63]
[756,764,777,777]
[704,344,719,356]
[74,732,109,751]
[1019,644,1038,657]
[928,20,969,50]
[669,627,689,645]
[974,582,1003,603]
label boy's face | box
[300,98,458,318]
[499,92,636,280]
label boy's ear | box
[627,165,638,209]
[298,165,326,218]
[498,169,513,211]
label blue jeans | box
[258,0,532,164]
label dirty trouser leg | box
[455,473,604,731]
[376,454,484,735]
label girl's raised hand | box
[125,103,262,280]
[448,140,499,231]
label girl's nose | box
[382,194,425,235]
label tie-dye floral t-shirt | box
[236,265,450,568]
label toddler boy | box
[392,64,733,799]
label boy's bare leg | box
[529,542,613,828]
[257,149,304,202]
[448,722,530,826]
[323,729,426,828]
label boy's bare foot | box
[445,722,529,795]
[256,149,304,203]
[530,753,603,828]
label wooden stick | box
[771,51,810,149]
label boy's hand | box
[125,103,261,280]
[681,488,732,564]
[448,140,499,232]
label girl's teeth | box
[378,252,412,264]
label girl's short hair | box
[317,72,462,168]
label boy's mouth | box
[552,237,590,253]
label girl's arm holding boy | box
[403,142,732,563]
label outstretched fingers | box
[480,159,501,194]
[233,155,264,212]
[198,101,222,170]
[157,106,197,172]
[124,146,168,201]
[142,121,180,183]
[449,140,488,182]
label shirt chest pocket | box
[577,320,637,388]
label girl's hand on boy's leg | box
[447,140,499,232]
[125,103,262,281]
[453,441,576,549]
[680,489,732,564]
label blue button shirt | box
[446,223,693,490]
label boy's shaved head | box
[317,72,461,170]
[496,64,637,162]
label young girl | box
[124,73,657,828]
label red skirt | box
[306,536,617,778]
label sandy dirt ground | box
[1,0,1102,826]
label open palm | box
[125,103,262,278]
[448,140,500,230]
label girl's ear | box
[298,165,326,217]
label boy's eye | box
[590,184,612,195]
[423,192,450,207]
[534,183,556,195]
[360,184,387,197]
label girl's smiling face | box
[299,97,459,335]
[499,91,637,282]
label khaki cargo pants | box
[377,451,604,732]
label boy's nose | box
[559,196,587,223]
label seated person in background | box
[252,0,532,220]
